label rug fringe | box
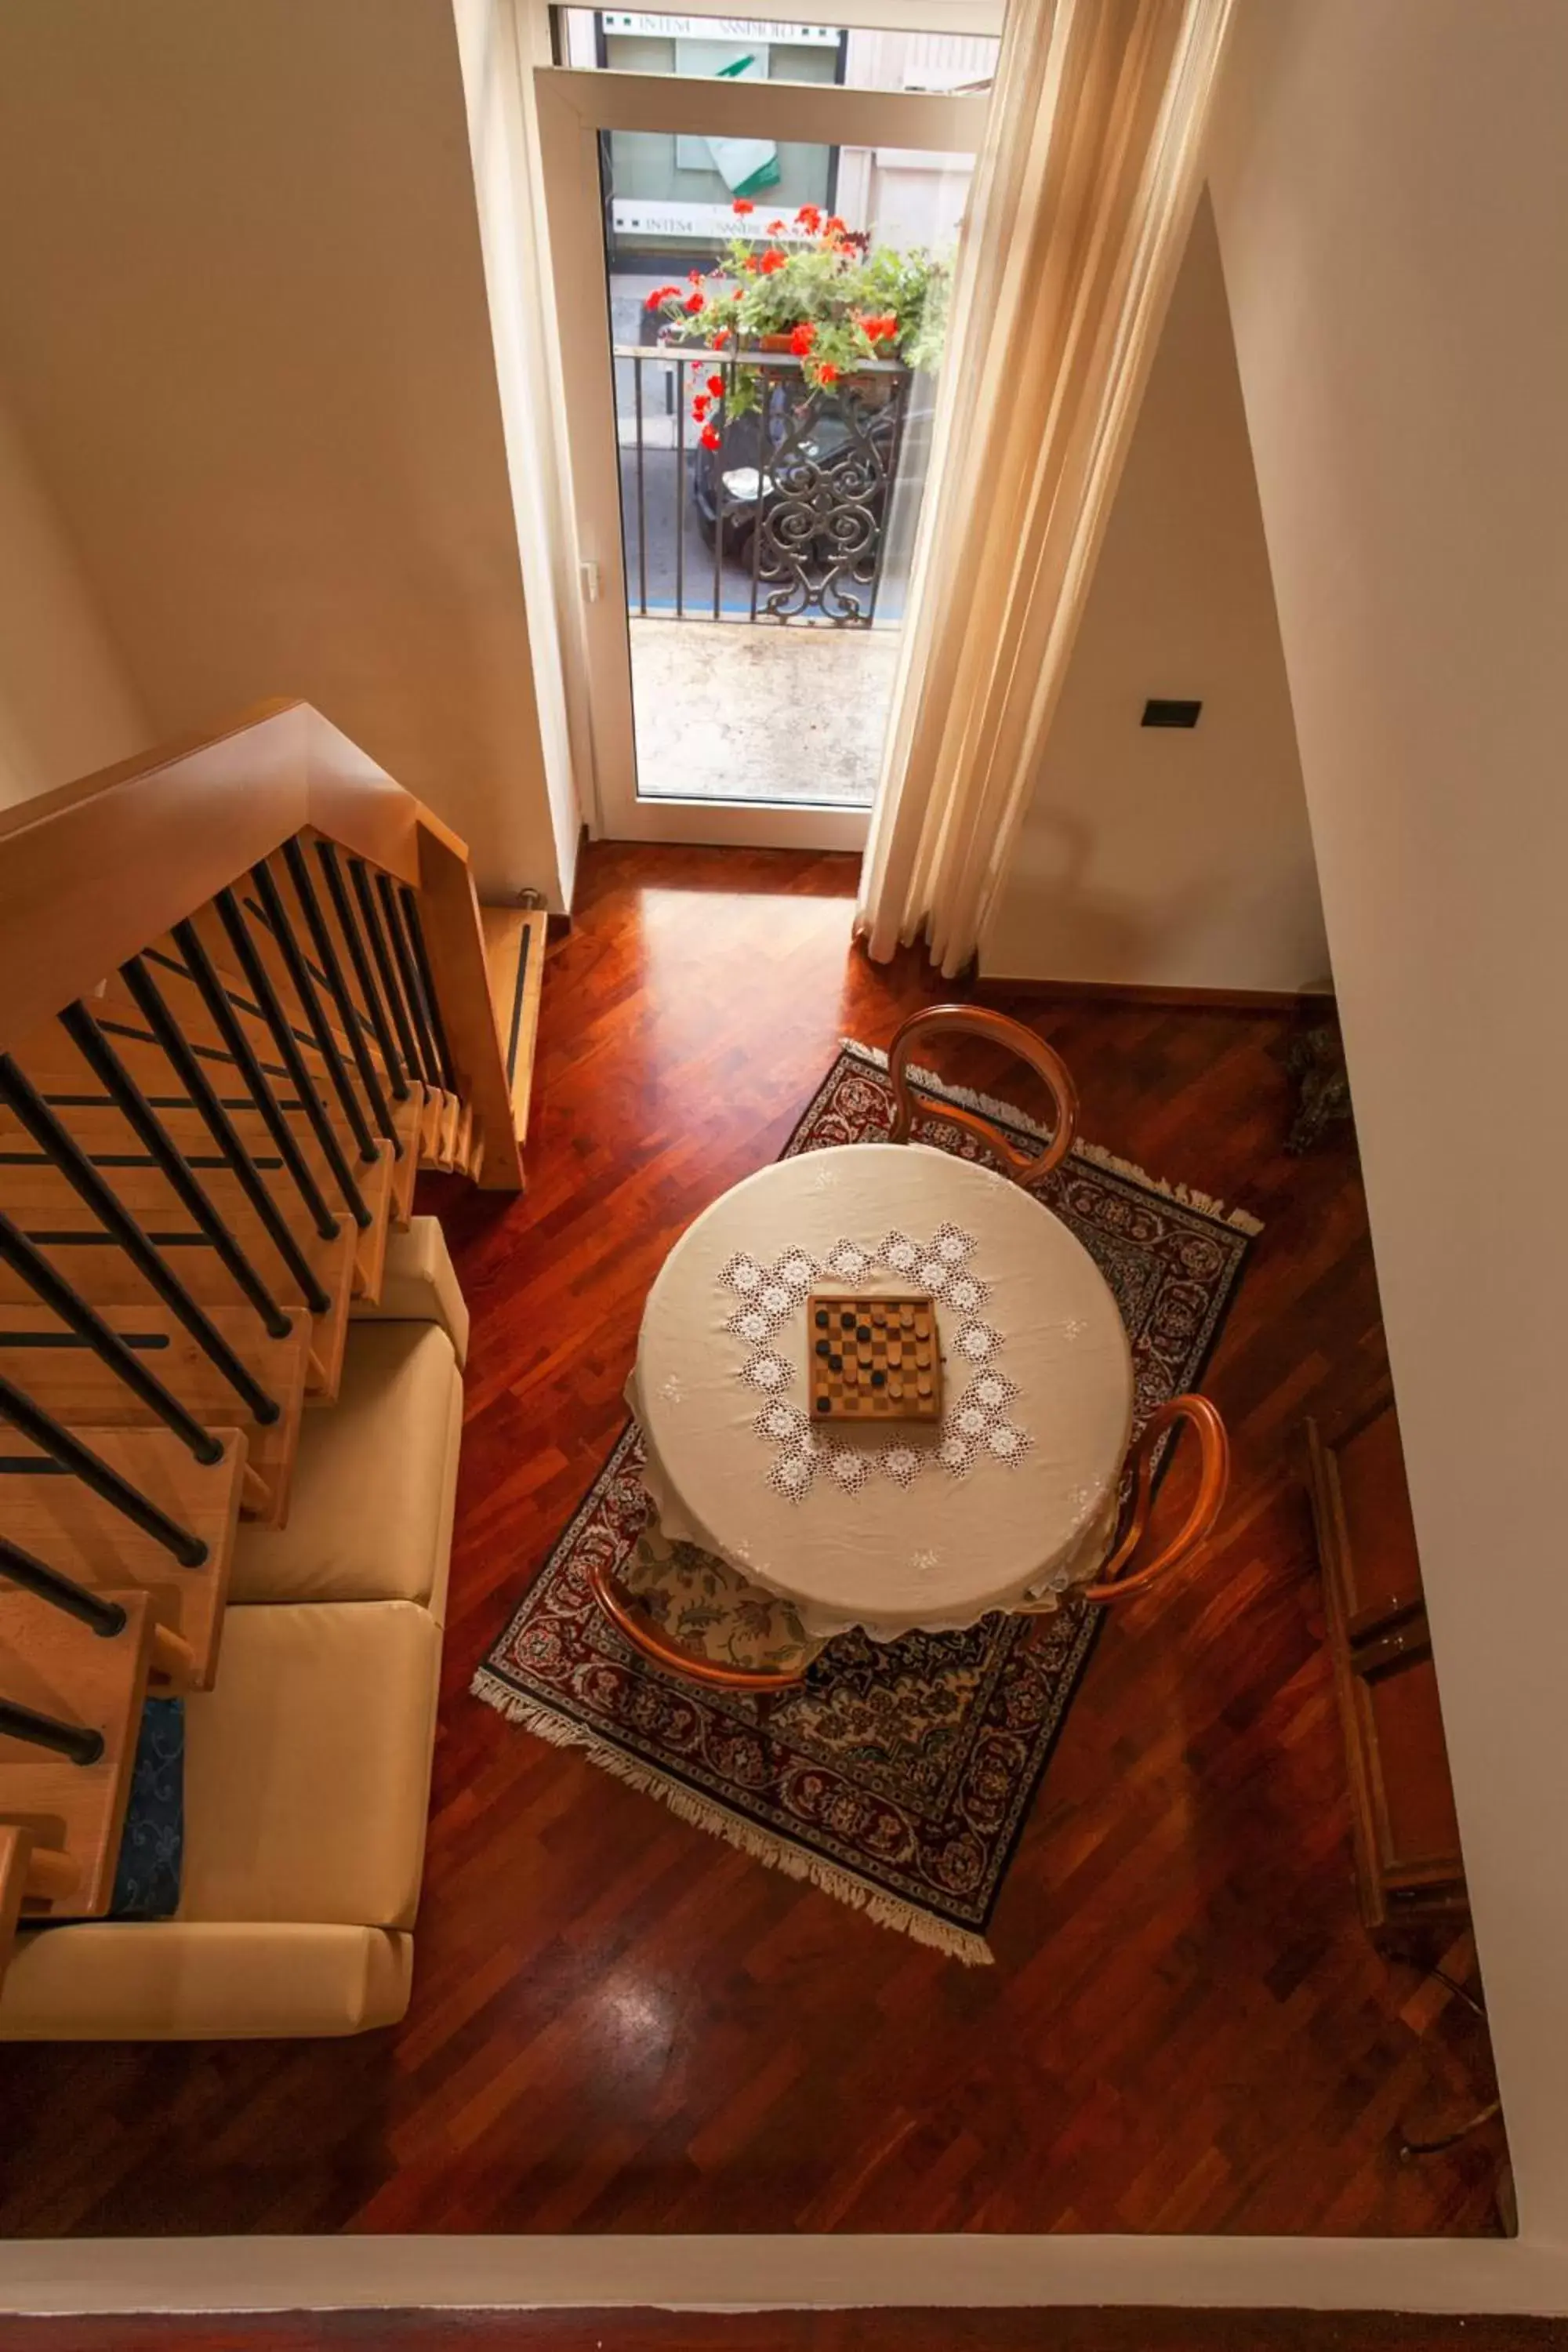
[842,1037,1263,1236]
[470,1668,995,1967]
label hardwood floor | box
[2,2314,1563,2351]
[0,843,1503,2238]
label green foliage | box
[644,205,953,412]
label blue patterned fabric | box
[107,1697,184,1919]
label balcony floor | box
[629,616,900,808]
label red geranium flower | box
[706,372,725,397]
[688,269,704,285]
[684,290,706,314]
[795,203,822,232]
[760,248,786,275]
[643,284,679,309]
[767,218,786,235]
[817,362,840,384]
[691,394,710,420]
[700,423,722,450]
[731,198,754,216]
[824,215,846,235]
[710,327,731,347]
[789,321,815,356]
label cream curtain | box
[856,0,1237,975]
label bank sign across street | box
[600,14,840,41]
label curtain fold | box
[855,0,1237,976]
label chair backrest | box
[1082,1394,1230,1604]
[885,1004,1078,1186]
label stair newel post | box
[412,823,524,1192]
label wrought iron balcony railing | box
[614,345,916,629]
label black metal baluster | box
[675,356,686,622]
[0,1698,103,1766]
[0,1535,127,1639]
[350,858,424,1092]
[864,365,908,630]
[282,839,398,1149]
[0,1210,223,1464]
[170,922,342,1242]
[119,956,332,1314]
[316,840,410,1104]
[0,1062,280,1429]
[376,874,440,1087]
[249,858,377,1164]
[634,353,648,618]
[211,890,372,1232]
[398,887,455,1093]
[504,920,532,1091]
[713,355,725,623]
[57,1004,291,1339]
[750,364,768,623]
[0,1374,208,1565]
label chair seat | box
[622,1523,825,1675]
[229,1321,463,1620]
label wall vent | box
[1142,698,1202,728]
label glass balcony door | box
[535,49,988,847]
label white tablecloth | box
[630,1142,1134,1642]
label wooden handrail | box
[0,701,521,1189]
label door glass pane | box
[604,132,978,808]
[557,11,999,96]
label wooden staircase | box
[0,701,539,1967]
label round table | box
[630,1142,1134,1644]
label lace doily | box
[718,1226,1045,1504]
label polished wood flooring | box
[5,2313,1563,2351]
[0,844,1503,2238]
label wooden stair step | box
[0,1300,311,1524]
[0,1584,156,1919]
[0,1425,244,1690]
[0,1160,358,1404]
[13,990,438,1229]
[163,905,426,1138]
[480,903,546,1156]
[0,1117,405,1397]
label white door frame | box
[533,65,988,848]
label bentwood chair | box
[889,1005,1230,1608]
[887,1004,1080,1185]
[587,1522,823,1692]
[1025,1392,1232,1611]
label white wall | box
[0,0,572,903]
[982,194,1328,994]
[1209,0,1568,2242]
[0,391,148,812]
[454,0,588,903]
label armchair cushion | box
[228,1322,463,1622]
[350,1214,470,1366]
[0,1922,412,2039]
[180,1599,440,1931]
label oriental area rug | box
[475,1040,1259,1963]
